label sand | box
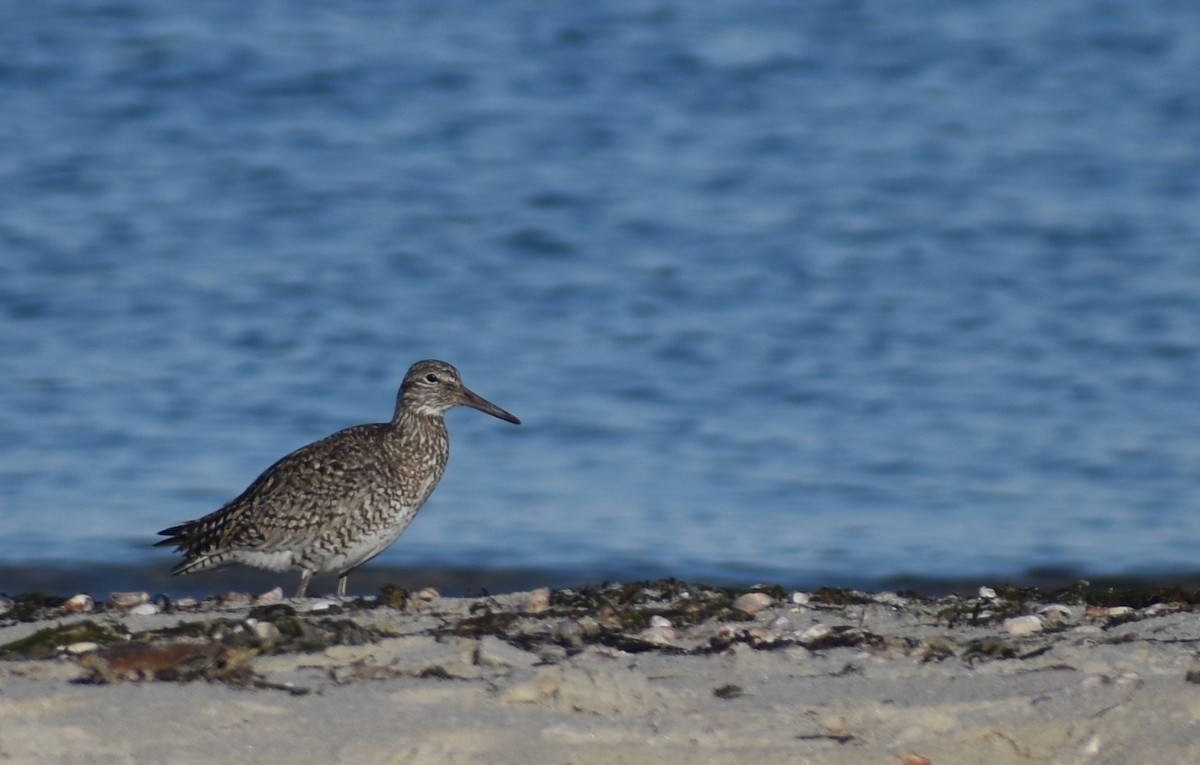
[2,582,1198,764]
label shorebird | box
[156,360,520,598]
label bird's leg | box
[336,573,348,598]
[294,570,312,599]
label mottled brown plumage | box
[156,360,520,597]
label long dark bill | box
[458,387,521,424]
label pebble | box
[535,644,569,663]
[108,591,150,610]
[1087,605,1134,619]
[872,592,905,607]
[554,616,601,649]
[127,602,161,616]
[64,594,95,613]
[1142,602,1178,617]
[798,623,833,644]
[302,598,337,613]
[575,616,600,638]
[1002,614,1044,636]
[732,592,774,615]
[0,596,12,616]
[256,587,284,604]
[172,597,199,609]
[978,586,997,600]
[790,591,811,606]
[246,619,282,642]
[595,604,623,629]
[413,587,440,602]
[63,641,101,656]
[520,587,551,615]
[637,625,677,646]
[217,591,253,606]
[555,619,585,648]
[1037,604,1073,624]
[745,627,780,646]
[648,614,672,628]
[768,614,792,630]
[475,636,539,668]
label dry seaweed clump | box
[144,608,398,656]
[64,607,398,693]
[445,579,749,651]
[0,593,69,623]
[438,579,773,655]
[932,582,1200,633]
[0,620,127,660]
[442,580,841,656]
[0,592,404,693]
[77,641,257,686]
[548,579,761,625]
[1080,585,1200,610]
[73,638,305,694]
[439,580,1200,665]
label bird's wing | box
[209,424,387,550]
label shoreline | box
[2,580,1199,763]
[8,559,1200,602]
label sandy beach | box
[2,581,1199,764]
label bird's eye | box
[424,373,439,383]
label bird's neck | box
[384,410,450,468]
[390,408,448,439]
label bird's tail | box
[155,517,228,575]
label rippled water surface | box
[3,0,1200,595]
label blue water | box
[3,0,1200,596]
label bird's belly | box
[233,550,300,573]
[318,523,410,575]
